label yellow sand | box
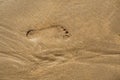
[0,0,120,80]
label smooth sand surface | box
[0,0,120,80]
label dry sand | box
[0,0,120,80]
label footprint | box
[26,24,72,47]
[26,25,71,39]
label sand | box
[0,0,120,80]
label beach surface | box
[0,0,120,80]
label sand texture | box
[0,0,120,80]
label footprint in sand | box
[26,24,72,47]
